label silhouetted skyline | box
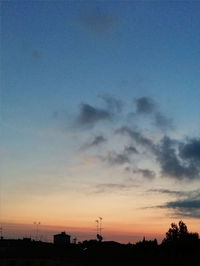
[1,0,200,243]
[0,221,199,266]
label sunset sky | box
[1,0,200,243]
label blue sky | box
[1,1,200,241]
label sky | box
[1,0,200,243]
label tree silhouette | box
[163,220,199,243]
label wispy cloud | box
[100,145,138,166]
[132,96,173,130]
[115,126,156,152]
[132,168,156,179]
[147,189,188,197]
[78,7,118,34]
[83,135,107,149]
[101,151,130,165]
[94,182,137,194]
[99,94,124,113]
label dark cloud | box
[160,196,200,219]
[84,135,107,149]
[156,136,200,180]
[77,103,111,127]
[99,94,123,113]
[154,112,173,130]
[133,168,156,179]
[166,199,200,209]
[148,189,200,218]
[115,126,155,152]
[179,138,200,162]
[79,8,117,33]
[135,97,156,114]
[148,189,187,197]
[115,127,200,181]
[74,98,199,182]
[90,135,106,146]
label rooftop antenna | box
[0,224,3,239]
[95,219,99,235]
[99,217,103,236]
[96,217,103,242]
[33,221,41,241]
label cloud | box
[79,8,118,33]
[102,151,130,165]
[148,189,200,219]
[154,112,173,130]
[165,199,200,210]
[99,94,123,113]
[160,197,200,219]
[115,126,155,152]
[133,97,173,130]
[73,98,199,182]
[32,49,42,59]
[179,138,200,162]
[94,183,130,193]
[133,168,156,179]
[94,181,138,194]
[85,135,107,148]
[148,189,188,197]
[124,145,138,155]
[115,128,200,181]
[101,145,138,166]
[156,136,200,180]
[77,103,111,127]
[135,97,156,114]
[90,135,107,146]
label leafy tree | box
[163,220,199,243]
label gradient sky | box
[1,0,200,243]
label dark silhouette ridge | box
[0,221,199,266]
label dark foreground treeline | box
[0,221,199,266]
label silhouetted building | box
[53,232,71,245]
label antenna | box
[33,221,41,241]
[99,217,103,236]
[95,219,99,235]
[95,217,103,242]
[0,224,3,239]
